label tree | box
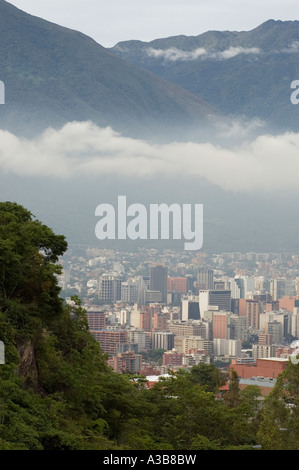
[146,370,256,449]
[0,202,67,332]
[0,203,137,449]
[257,360,299,450]
[189,363,227,393]
[223,368,241,408]
[240,385,263,413]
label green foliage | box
[223,368,241,408]
[257,361,299,450]
[0,203,120,449]
[143,370,258,450]
[141,348,165,365]
[188,363,227,392]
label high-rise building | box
[167,277,188,294]
[116,309,130,325]
[212,311,248,341]
[149,265,168,304]
[291,308,299,338]
[126,328,148,352]
[144,290,163,303]
[259,311,291,340]
[198,269,214,290]
[229,278,242,299]
[99,275,121,302]
[153,312,167,330]
[279,296,299,312]
[108,351,142,374]
[213,312,228,339]
[140,310,152,330]
[168,321,206,337]
[130,304,141,328]
[181,296,200,321]
[230,314,248,341]
[152,331,175,351]
[229,276,255,299]
[258,333,273,345]
[265,321,283,344]
[213,339,241,357]
[162,350,184,368]
[266,301,279,312]
[121,281,139,304]
[239,299,260,329]
[86,310,106,330]
[199,289,231,314]
[91,329,127,356]
[270,279,295,301]
[242,277,256,297]
[174,336,211,354]
[252,344,277,360]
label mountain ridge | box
[110,19,299,132]
[0,0,226,141]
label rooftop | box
[259,357,289,362]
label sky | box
[7,0,299,47]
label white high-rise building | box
[291,308,299,338]
[213,339,242,357]
[181,296,200,321]
[229,278,241,299]
[152,332,175,351]
[252,344,276,360]
[199,289,231,315]
[130,304,141,328]
[270,278,295,301]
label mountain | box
[0,0,226,140]
[110,20,299,132]
[0,3,298,253]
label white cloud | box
[282,41,299,53]
[147,47,207,61]
[217,46,261,59]
[0,121,298,193]
[146,46,261,61]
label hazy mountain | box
[0,2,298,253]
[0,0,226,141]
[111,20,299,132]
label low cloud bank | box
[0,121,298,193]
[146,46,261,61]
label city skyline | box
[62,245,299,383]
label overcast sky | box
[7,0,299,47]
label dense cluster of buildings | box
[60,248,299,392]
